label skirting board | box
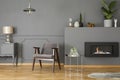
[0,63,120,68]
[64,65,120,68]
[0,63,64,66]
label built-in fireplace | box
[85,42,119,57]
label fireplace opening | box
[85,42,119,57]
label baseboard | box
[19,63,64,66]
[0,63,120,68]
[64,65,120,68]
[0,63,64,66]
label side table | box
[0,43,18,66]
[65,54,83,80]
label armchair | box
[32,42,61,72]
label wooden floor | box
[0,64,120,80]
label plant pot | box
[104,19,113,27]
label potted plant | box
[101,0,117,27]
[68,47,79,57]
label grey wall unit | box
[0,43,18,65]
[65,27,120,65]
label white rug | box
[88,72,120,79]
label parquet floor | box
[0,64,120,80]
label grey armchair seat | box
[32,42,61,72]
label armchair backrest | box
[41,43,58,55]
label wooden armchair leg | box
[56,55,61,70]
[55,49,61,70]
[57,60,61,70]
[52,61,55,72]
[32,58,35,71]
[39,60,42,68]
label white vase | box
[74,21,79,27]
[104,19,113,27]
[114,19,117,28]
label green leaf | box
[101,0,109,11]
[101,7,109,15]
[109,1,116,10]
[111,9,117,13]
[103,11,108,16]
[106,14,112,19]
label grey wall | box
[65,27,120,65]
[0,0,119,63]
